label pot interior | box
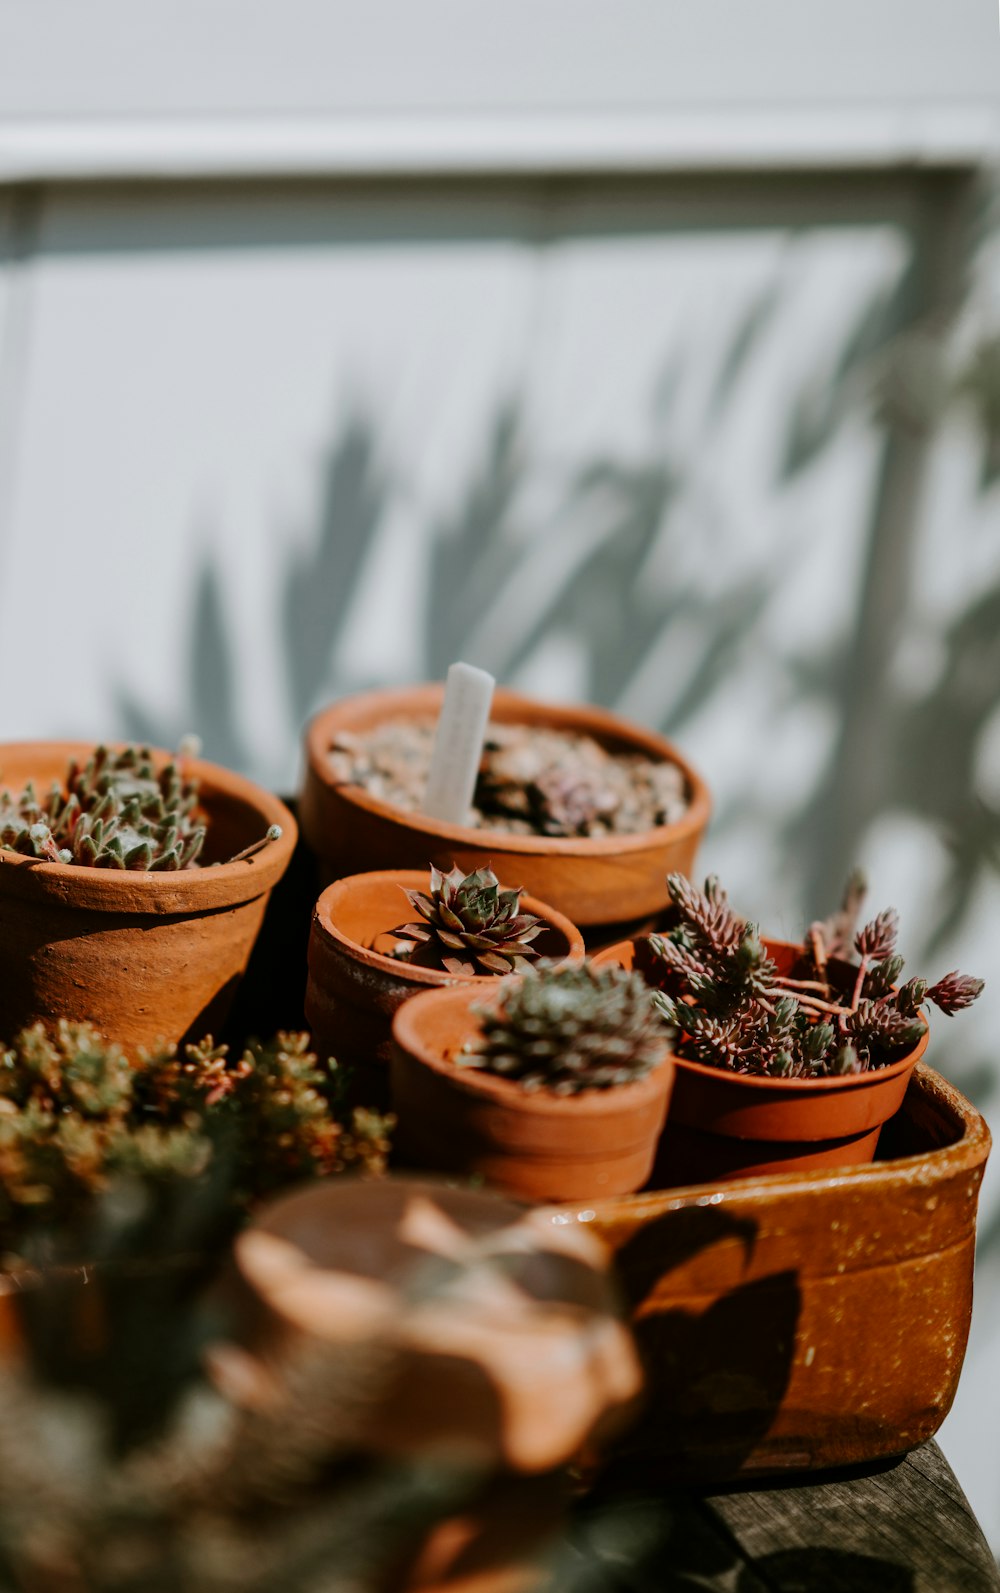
[326,872,577,963]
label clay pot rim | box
[313,868,586,988]
[595,935,930,1094]
[305,684,711,859]
[0,740,297,910]
[391,978,674,1118]
[546,1059,990,1208]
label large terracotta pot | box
[593,937,929,1182]
[390,982,674,1202]
[0,741,296,1053]
[298,685,711,943]
[304,870,584,1098]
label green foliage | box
[463,960,668,1094]
[0,1021,391,1251]
[391,863,544,975]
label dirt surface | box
[326,718,689,838]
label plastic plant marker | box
[421,661,495,825]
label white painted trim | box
[1,107,998,184]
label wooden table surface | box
[561,1441,1000,1591]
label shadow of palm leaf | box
[779,272,910,482]
[888,586,1000,952]
[116,558,252,771]
[425,399,526,679]
[498,456,678,704]
[281,412,386,723]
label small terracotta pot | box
[0,742,296,1053]
[298,685,711,941]
[304,870,585,1097]
[593,937,929,1181]
[390,982,674,1202]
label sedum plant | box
[391,863,544,975]
[0,1021,391,1249]
[0,742,281,871]
[461,960,669,1094]
[646,872,984,1079]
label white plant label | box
[422,662,495,825]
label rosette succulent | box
[461,960,669,1093]
[646,871,984,1079]
[391,863,544,975]
[0,743,281,870]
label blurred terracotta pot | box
[390,982,673,1202]
[304,870,584,1096]
[593,937,929,1182]
[298,685,711,942]
[0,741,296,1053]
[213,1177,642,1476]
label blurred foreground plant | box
[0,1021,390,1255]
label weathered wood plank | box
[560,1442,999,1591]
[703,1441,1000,1592]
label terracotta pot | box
[298,685,711,941]
[389,982,674,1202]
[0,742,296,1053]
[304,870,585,1098]
[593,937,929,1181]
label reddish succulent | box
[647,872,983,1079]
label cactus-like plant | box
[391,863,544,975]
[0,743,281,870]
[461,960,669,1093]
[646,872,984,1079]
[0,1021,392,1248]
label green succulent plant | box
[391,863,544,975]
[461,960,669,1094]
[0,1020,392,1250]
[0,743,281,871]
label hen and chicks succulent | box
[461,960,669,1094]
[0,743,281,871]
[391,863,544,975]
[646,871,984,1079]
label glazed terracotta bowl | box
[0,741,296,1053]
[298,685,711,943]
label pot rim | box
[305,684,712,859]
[313,868,586,988]
[595,935,930,1093]
[391,978,674,1117]
[0,740,296,911]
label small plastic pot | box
[298,685,711,944]
[593,937,929,1182]
[305,869,584,1101]
[390,981,674,1203]
[0,741,296,1053]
